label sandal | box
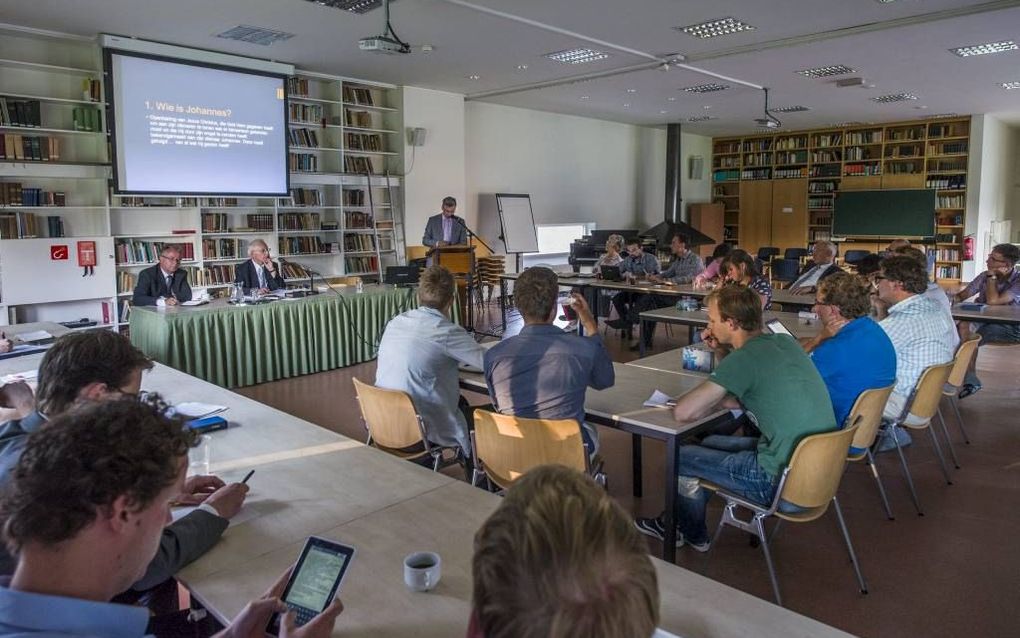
[958,383,982,399]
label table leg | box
[662,435,679,563]
[639,322,647,357]
[631,433,643,497]
[499,278,507,333]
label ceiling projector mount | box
[754,87,782,129]
[359,0,411,54]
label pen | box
[242,470,254,484]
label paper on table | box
[15,330,52,342]
[180,299,208,306]
[643,389,676,408]
[171,402,228,419]
[2,369,38,384]
[172,502,261,528]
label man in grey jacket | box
[0,330,246,600]
[422,196,468,247]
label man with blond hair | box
[235,238,285,294]
[376,265,485,456]
[469,465,660,638]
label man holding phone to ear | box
[235,239,285,295]
[0,396,343,638]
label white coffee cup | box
[403,551,441,592]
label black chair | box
[783,248,809,261]
[844,250,872,265]
[770,258,801,287]
[757,247,780,262]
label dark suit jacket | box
[133,264,193,306]
[234,259,285,293]
[794,262,841,287]
[0,412,228,587]
[422,213,468,247]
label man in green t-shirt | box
[635,284,837,551]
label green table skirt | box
[130,287,424,388]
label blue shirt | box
[811,317,896,432]
[0,412,45,481]
[483,324,615,450]
[0,580,150,638]
[619,252,660,277]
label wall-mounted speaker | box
[407,127,427,147]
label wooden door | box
[771,178,809,251]
[739,180,773,256]
[688,202,725,258]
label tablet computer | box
[766,318,795,338]
[600,265,623,281]
[267,536,355,635]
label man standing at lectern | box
[423,196,468,247]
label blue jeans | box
[675,435,778,544]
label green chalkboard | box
[832,189,936,237]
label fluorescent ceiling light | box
[831,121,866,127]
[949,40,1017,57]
[681,83,730,93]
[304,0,391,14]
[796,64,856,78]
[922,113,960,119]
[1000,81,1020,90]
[544,47,610,64]
[871,92,918,103]
[687,115,718,122]
[675,17,756,39]
[772,105,811,113]
[215,25,294,46]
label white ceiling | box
[2,0,1020,135]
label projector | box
[754,118,780,129]
[359,36,410,54]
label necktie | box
[258,265,266,289]
[165,274,173,295]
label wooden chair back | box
[473,410,586,490]
[780,424,858,509]
[905,362,955,422]
[946,336,982,389]
[352,378,425,450]
[406,245,430,262]
[846,384,895,457]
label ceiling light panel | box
[687,115,718,122]
[215,25,294,46]
[949,40,1017,57]
[831,121,867,127]
[304,0,390,14]
[675,17,756,39]
[871,92,918,103]
[681,83,730,93]
[772,105,811,113]
[1001,81,1020,90]
[544,47,610,64]
[796,64,856,78]
[922,113,960,119]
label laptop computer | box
[600,265,623,282]
[384,266,420,286]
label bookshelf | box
[0,26,405,330]
[711,116,971,284]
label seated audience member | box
[470,465,659,638]
[613,233,705,350]
[609,238,660,328]
[886,238,912,254]
[873,256,957,448]
[0,382,32,422]
[235,239,285,294]
[802,273,896,429]
[788,240,841,294]
[890,245,956,326]
[133,245,192,307]
[635,284,836,550]
[485,267,614,455]
[855,253,883,278]
[954,243,1020,396]
[693,243,733,289]
[0,397,342,638]
[0,333,11,355]
[376,265,484,456]
[0,330,247,593]
[595,234,626,269]
[721,249,772,310]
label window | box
[533,223,593,255]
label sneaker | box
[958,383,981,399]
[875,426,913,453]
[634,516,710,552]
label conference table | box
[130,284,420,387]
[636,307,824,356]
[0,353,849,637]
[459,362,731,563]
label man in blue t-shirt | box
[802,273,896,430]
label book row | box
[0,134,61,161]
[0,183,65,207]
[115,240,195,264]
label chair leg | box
[927,426,953,486]
[936,408,961,469]
[892,425,924,516]
[769,519,783,545]
[950,395,971,445]
[832,496,868,595]
[755,515,782,606]
[711,504,732,550]
[866,449,895,521]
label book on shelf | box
[344,110,373,128]
[118,271,137,294]
[46,215,64,238]
[287,77,309,97]
[202,197,239,207]
[246,213,273,231]
[202,238,246,260]
[279,236,327,255]
[344,132,382,151]
[345,255,379,273]
[342,86,375,106]
[281,262,309,279]
[81,78,102,103]
[289,103,323,123]
[0,134,60,161]
[288,128,320,148]
[72,107,102,132]
[343,234,376,252]
[321,221,339,231]
[0,98,41,127]
[342,190,366,206]
[279,212,322,230]
[343,156,375,174]
[119,300,132,323]
[287,189,323,206]
[0,211,40,238]
[288,152,319,172]
[201,213,229,232]
[116,240,195,264]
[0,183,67,207]
[344,210,373,228]
[926,175,966,190]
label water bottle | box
[355,277,364,294]
[230,283,243,304]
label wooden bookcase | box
[711,117,971,284]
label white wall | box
[400,87,466,247]
[969,115,1019,279]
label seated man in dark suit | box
[0,330,247,602]
[234,239,285,294]
[132,245,192,306]
[422,196,468,247]
[788,240,841,295]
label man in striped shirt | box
[873,256,957,446]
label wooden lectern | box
[428,245,476,328]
